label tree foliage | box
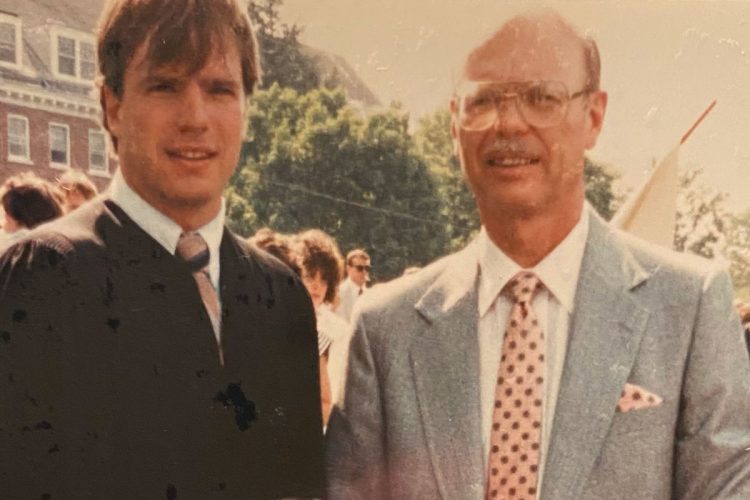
[248,0,320,94]
[674,167,728,259]
[228,85,449,280]
[583,157,620,220]
[414,110,479,251]
[726,209,750,300]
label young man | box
[0,1,324,497]
[326,11,750,499]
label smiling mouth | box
[165,148,218,161]
[485,155,539,167]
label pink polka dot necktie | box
[176,232,223,365]
[486,271,545,499]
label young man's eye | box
[211,85,236,96]
[149,82,176,92]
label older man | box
[326,11,750,500]
[0,0,324,497]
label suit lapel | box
[217,230,271,370]
[541,214,651,500]
[410,244,486,500]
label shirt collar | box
[478,205,590,317]
[108,169,225,258]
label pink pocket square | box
[616,383,663,413]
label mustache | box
[483,139,538,157]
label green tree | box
[724,209,750,300]
[415,110,479,251]
[228,84,449,281]
[674,167,728,259]
[583,157,620,220]
[248,0,320,94]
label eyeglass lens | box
[459,81,570,130]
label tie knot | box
[176,232,210,272]
[505,271,542,304]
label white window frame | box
[7,114,31,164]
[0,13,22,69]
[49,122,70,168]
[50,26,96,83]
[88,129,109,176]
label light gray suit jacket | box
[326,212,750,499]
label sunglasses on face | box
[351,264,371,272]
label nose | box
[176,83,209,133]
[491,94,531,136]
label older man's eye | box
[524,86,562,108]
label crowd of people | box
[0,170,98,250]
[248,228,373,427]
[0,0,749,498]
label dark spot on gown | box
[12,309,26,322]
[166,483,177,500]
[107,318,120,332]
[214,383,256,431]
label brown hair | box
[2,172,64,229]
[58,169,98,200]
[97,0,261,147]
[295,229,344,304]
[248,228,301,276]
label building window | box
[49,123,70,166]
[7,114,30,161]
[57,36,76,76]
[54,31,95,81]
[88,130,107,172]
[0,15,21,67]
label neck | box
[482,201,584,268]
[157,201,222,232]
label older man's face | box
[451,19,607,220]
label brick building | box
[0,0,114,192]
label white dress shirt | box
[108,170,225,289]
[108,171,226,341]
[477,208,590,494]
[336,277,363,321]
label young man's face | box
[103,38,246,226]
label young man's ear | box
[101,85,122,139]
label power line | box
[263,179,445,226]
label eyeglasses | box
[351,264,371,273]
[455,80,592,131]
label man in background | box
[57,169,99,212]
[336,248,371,320]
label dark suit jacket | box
[0,198,324,499]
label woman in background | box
[249,227,352,429]
[294,229,352,429]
